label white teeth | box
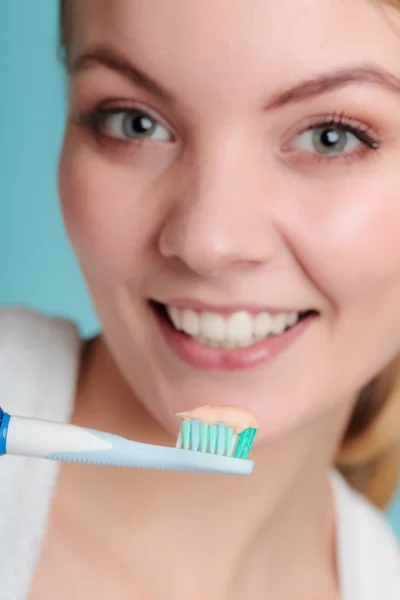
[253,312,273,340]
[166,305,302,349]
[200,312,226,342]
[286,312,298,327]
[271,313,288,335]
[181,309,200,336]
[222,339,237,349]
[226,311,253,343]
[168,307,182,330]
[238,338,255,347]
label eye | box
[102,109,171,142]
[291,125,361,155]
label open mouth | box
[150,301,317,351]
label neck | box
[66,335,349,598]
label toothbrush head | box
[176,418,257,460]
[175,405,260,460]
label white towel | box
[0,307,80,600]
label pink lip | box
[153,306,316,371]
[155,298,304,316]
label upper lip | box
[151,298,315,315]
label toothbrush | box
[0,406,254,476]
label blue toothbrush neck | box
[0,408,9,456]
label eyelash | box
[75,102,168,149]
[286,111,381,164]
[75,103,382,163]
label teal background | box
[1,0,400,537]
[0,0,98,336]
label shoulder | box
[0,306,82,420]
[331,470,400,597]
[0,305,79,350]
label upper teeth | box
[166,307,300,348]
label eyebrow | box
[71,46,176,104]
[71,46,400,110]
[265,64,400,110]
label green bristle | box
[234,430,246,458]
[226,427,234,456]
[200,422,209,453]
[209,424,217,454]
[234,428,257,459]
[182,420,191,450]
[241,428,257,459]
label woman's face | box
[60,0,400,442]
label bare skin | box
[28,0,400,597]
[30,336,345,600]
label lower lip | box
[153,307,315,371]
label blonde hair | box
[59,0,400,509]
[337,357,400,508]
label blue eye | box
[101,109,171,142]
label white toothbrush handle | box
[2,415,254,475]
[5,416,113,458]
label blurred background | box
[0,1,98,337]
[1,0,400,537]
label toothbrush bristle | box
[191,419,200,452]
[217,423,226,456]
[176,418,257,459]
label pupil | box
[133,115,153,133]
[321,128,340,147]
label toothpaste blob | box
[175,405,261,434]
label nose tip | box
[160,231,255,276]
[158,207,274,277]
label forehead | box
[70,0,400,102]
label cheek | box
[276,174,400,395]
[58,130,162,284]
[285,175,400,381]
[287,175,400,308]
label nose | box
[158,139,279,277]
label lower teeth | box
[193,328,291,349]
